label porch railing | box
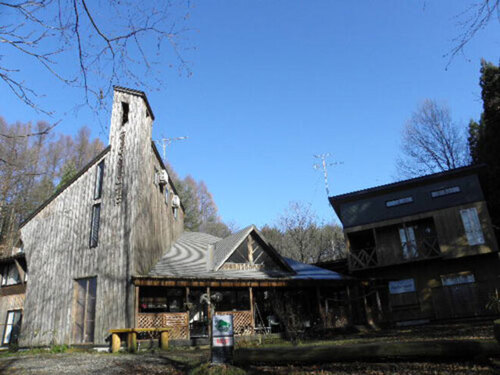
[348,236,441,270]
[136,312,189,340]
[215,311,254,335]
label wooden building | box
[0,243,27,347]
[11,86,351,347]
[330,165,500,324]
[133,225,352,342]
[17,87,184,346]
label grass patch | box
[190,363,246,375]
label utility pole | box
[313,153,342,197]
[155,136,188,161]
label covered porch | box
[132,277,354,342]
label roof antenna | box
[313,153,343,197]
[155,136,189,161]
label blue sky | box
[1,1,499,229]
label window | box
[89,204,101,248]
[215,289,250,311]
[94,161,105,200]
[441,272,475,286]
[1,264,21,286]
[2,310,22,346]
[431,186,461,198]
[460,207,485,245]
[388,279,418,308]
[73,277,97,343]
[399,226,418,259]
[173,206,178,220]
[165,188,170,205]
[121,102,129,125]
[139,287,185,313]
[386,196,413,207]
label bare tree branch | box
[396,99,470,178]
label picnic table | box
[108,328,170,353]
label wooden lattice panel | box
[215,311,254,336]
[137,313,189,339]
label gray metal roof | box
[148,229,347,281]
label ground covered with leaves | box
[0,321,498,374]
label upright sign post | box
[211,314,234,364]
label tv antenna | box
[155,136,189,161]
[313,153,343,197]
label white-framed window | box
[389,278,416,294]
[1,264,21,286]
[399,226,418,259]
[2,310,22,345]
[431,186,461,198]
[386,196,413,207]
[441,272,475,286]
[460,207,485,246]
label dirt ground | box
[0,321,498,375]
[0,351,498,375]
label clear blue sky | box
[1,1,499,229]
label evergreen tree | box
[56,162,78,191]
[468,60,500,236]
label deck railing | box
[348,236,441,270]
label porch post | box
[249,287,255,332]
[316,287,326,328]
[346,285,353,325]
[134,286,139,328]
[186,286,190,340]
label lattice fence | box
[215,311,253,336]
[137,313,189,339]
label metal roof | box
[148,229,348,281]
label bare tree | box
[396,99,470,178]
[448,0,500,65]
[0,116,103,251]
[0,0,192,116]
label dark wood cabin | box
[330,165,500,325]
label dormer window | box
[121,102,129,125]
[431,186,461,198]
[1,264,21,286]
[386,196,413,208]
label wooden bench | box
[109,328,170,353]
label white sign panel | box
[212,315,234,337]
[389,278,416,294]
[213,336,234,347]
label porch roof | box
[146,230,350,282]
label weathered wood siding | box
[19,88,185,346]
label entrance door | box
[73,277,97,343]
[2,310,22,346]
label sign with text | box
[211,314,234,364]
[389,278,416,294]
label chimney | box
[206,244,215,271]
